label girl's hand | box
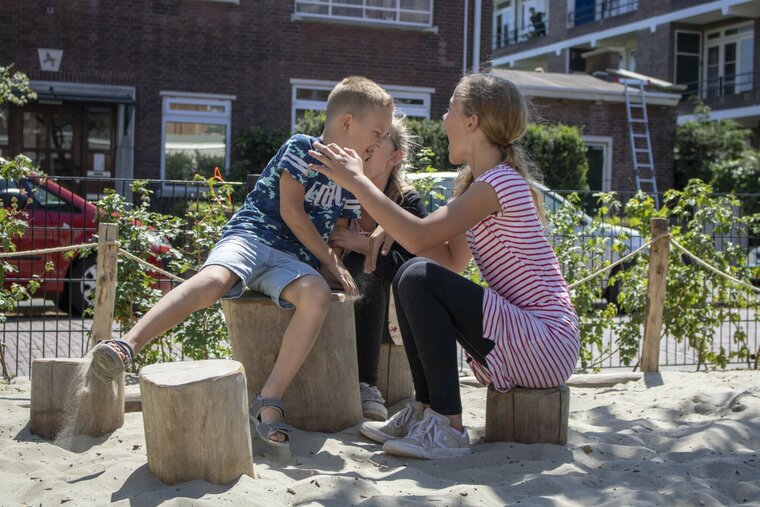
[364,226,396,274]
[308,142,365,191]
[329,226,369,254]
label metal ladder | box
[623,79,659,207]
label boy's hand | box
[364,226,396,274]
[329,226,369,255]
[319,262,357,297]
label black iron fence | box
[680,70,760,102]
[1,177,758,377]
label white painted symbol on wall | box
[38,48,63,72]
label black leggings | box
[393,258,494,415]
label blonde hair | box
[326,76,394,120]
[384,117,416,204]
[451,73,546,223]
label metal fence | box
[1,177,758,377]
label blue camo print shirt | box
[222,134,361,268]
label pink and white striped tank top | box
[466,164,579,392]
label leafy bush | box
[165,151,226,181]
[405,118,454,172]
[294,110,325,138]
[674,99,751,189]
[522,123,589,191]
[710,150,760,215]
[230,124,289,181]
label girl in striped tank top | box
[309,73,580,460]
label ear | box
[390,149,404,166]
[466,114,480,132]
[339,113,354,132]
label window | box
[675,31,701,97]
[704,23,754,98]
[569,0,637,27]
[294,0,433,28]
[160,94,233,181]
[290,80,433,131]
[584,136,612,193]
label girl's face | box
[443,95,469,165]
[363,133,399,181]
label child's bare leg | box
[258,275,331,442]
[111,265,239,356]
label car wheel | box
[67,257,98,316]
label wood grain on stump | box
[376,343,414,406]
[139,359,254,485]
[485,384,570,445]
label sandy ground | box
[1,370,758,506]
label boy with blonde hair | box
[92,76,394,451]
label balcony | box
[567,0,638,28]
[493,15,549,49]
[679,70,760,113]
[293,0,433,28]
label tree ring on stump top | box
[140,359,244,387]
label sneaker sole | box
[359,423,398,444]
[382,439,472,460]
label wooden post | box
[641,217,670,373]
[90,223,119,347]
[221,291,363,433]
[140,359,254,486]
[30,358,125,439]
[376,343,414,406]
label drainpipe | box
[472,0,482,72]
[463,0,469,77]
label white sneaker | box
[382,408,472,459]
[360,382,388,421]
[360,400,424,444]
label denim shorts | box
[202,233,321,309]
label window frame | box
[159,93,234,183]
[293,0,434,29]
[583,135,613,192]
[289,79,434,131]
[703,22,754,97]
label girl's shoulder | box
[475,164,525,188]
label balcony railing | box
[680,70,758,101]
[294,0,433,28]
[493,17,549,48]
[568,0,638,27]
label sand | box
[1,370,758,506]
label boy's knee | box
[289,275,331,308]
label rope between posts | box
[117,248,186,283]
[0,241,114,258]
[671,239,760,294]
[567,233,669,290]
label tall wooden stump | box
[30,358,125,439]
[140,360,254,486]
[221,291,362,433]
[485,384,570,445]
[376,343,414,406]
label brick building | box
[0,0,493,188]
[490,0,760,191]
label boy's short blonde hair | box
[326,76,394,120]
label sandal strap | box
[98,339,135,367]
[251,393,286,419]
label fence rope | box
[567,233,668,290]
[670,239,760,294]
[0,241,114,259]
[117,248,185,283]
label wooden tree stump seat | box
[376,342,414,406]
[485,384,570,445]
[220,290,363,433]
[30,358,124,439]
[139,359,254,486]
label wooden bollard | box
[90,223,119,348]
[376,343,414,406]
[642,218,669,373]
[221,291,362,433]
[140,359,253,486]
[30,358,125,439]
[485,384,570,445]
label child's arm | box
[279,172,357,296]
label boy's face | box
[344,104,393,165]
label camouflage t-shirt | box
[222,134,361,267]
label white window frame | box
[289,79,434,131]
[674,29,701,90]
[293,0,433,29]
[159,92,234,183]
[704,22,754,96]
[583,135,612,192]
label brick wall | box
[531,97,677,192]
[2,0,491,179]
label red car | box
[1,176,171,315]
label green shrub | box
[405,118,454,172]
[710,150,760,215]
[674,99,751,189]
[165,151,226,181]
[229,124,289,180]
[294,110,326,138]
[522,123,589,191]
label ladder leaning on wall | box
[622,79,660,208]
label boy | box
[91,76,394,450]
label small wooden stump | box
[221,291,362,433]
[485,384,570,445]
[376,343,414,406]
[140,359,254,486]
[30,358,125,439]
